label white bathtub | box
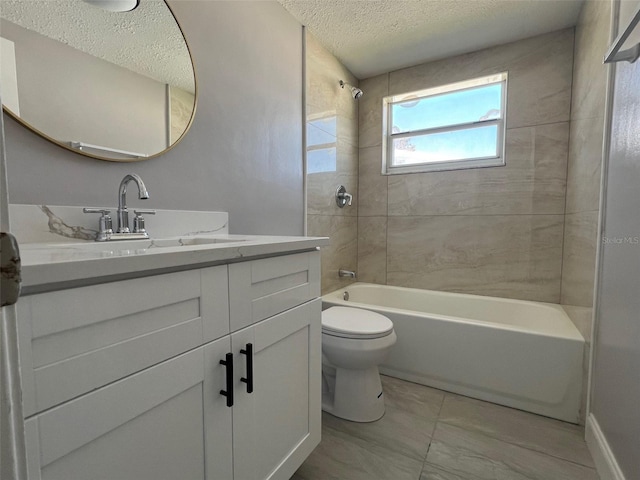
[323,283,584,423]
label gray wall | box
[4,1,304,236]
[590,4,640,478]
[357,29,574,303]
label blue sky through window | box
[391,83,502,133]
[393,125,498,165]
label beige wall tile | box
[306,32,360,290]
[358,145,388,216]
[307,137,358,217]
[307,172,358,217]
[306,33,358,119]
[337,113,359,148]
[387,215,564,302]
[561,0,610,425]
[387,123,569,216]
[561,211,599,307]
[565,116,605,214]
[571,0,611,121]
[308,214,358,295]
[358,74,389,148]
[557,4,610,423]
[562,304,593,425]
[357,216,387,284]
[388,29,574,129]
[355,29,575,303]
[562,305,593,342]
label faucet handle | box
[83,208,113,241]
[132,210,155,234]
[335,185,353,208]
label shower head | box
[339,80,363,100]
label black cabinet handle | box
[219,353,234,407]
[240,343,254,394]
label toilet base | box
[322,366,385,422]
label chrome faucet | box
[117,174,149,233]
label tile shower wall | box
[358,29,574,303]
[562,0,611,426]
[305,33,359,294]
[561,0,611,308]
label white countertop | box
[19,234,329,294]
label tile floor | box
[292,375,599,480]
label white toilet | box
[321,306,397,422]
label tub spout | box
[339,269,356,279]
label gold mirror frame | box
[0,1,197,163]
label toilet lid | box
[322,306,394,339]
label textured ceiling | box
[0,0,195,93]
[278,0,585,79]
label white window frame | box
[382,72,508,175]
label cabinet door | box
[25,349,205,480]
[25,341,233,480]
[232,299,321,480]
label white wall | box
[589,2,640,479]
[4,1,304,236]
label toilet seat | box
[322,306,394,340]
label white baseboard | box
[585,414,626,480]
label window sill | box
[383,157,505,175]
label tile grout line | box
[430,391,596,470]
[434,417,596,470]
[415,391,448,478]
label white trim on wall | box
[586,414,627,480]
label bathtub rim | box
[323,283,584,342]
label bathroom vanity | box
[14,220,327,480]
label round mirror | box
[0,0,196,162]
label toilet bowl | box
[321,306,397,422]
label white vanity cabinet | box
[17,249,321,480]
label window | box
[382,72,507,174]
